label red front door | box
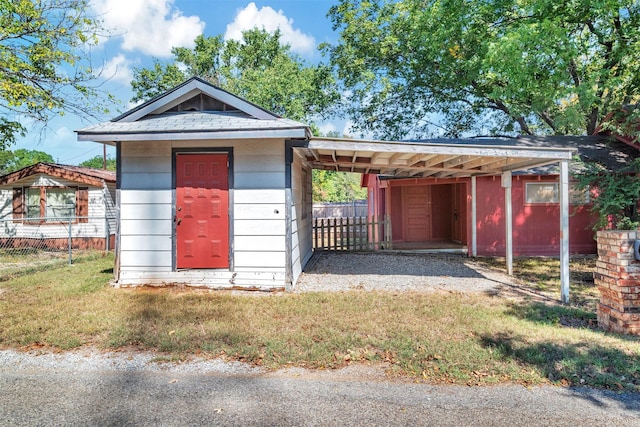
[176,153,229,269]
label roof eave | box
[77,127,310,142]
[0,163,114,187]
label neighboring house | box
[77,77,576,294]
[363,136,637,256]
[0,162,116,250]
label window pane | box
[526,183,558,204]
[45,188,75,221]
[26,188,40,205]
[25,188,40,220]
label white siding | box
[119,142,173,271]
[117,138,289,289]
[290,150,313,285]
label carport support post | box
[471,176,477,257]
[560,160,570,304]
[502,171,513,275]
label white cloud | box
[342,120,356,138]
[101,54,134,84]
[92,0,204,57]
[318,122,337,136]
[225,2,316,55]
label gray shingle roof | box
[406,135,638,174]
[78,111,308,135]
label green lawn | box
[0,253,638,391]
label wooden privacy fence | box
[313,216,392,251]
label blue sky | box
[15,0,343,165]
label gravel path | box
[295,252,519,294]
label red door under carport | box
[175,153,229,269]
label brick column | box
[595,230,640,335]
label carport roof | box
[300,135,576,178]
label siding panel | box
[120,190,171,204]
[120,219,172,236]
[234,219,286,236]
[234,204,285,220]
[234,189,285,204]
[234,251,286,268]
[121,235,172,251]
[119,250,172,267]
[234,235,285,251]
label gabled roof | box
[77,77,311,142]
[0,163,116,187]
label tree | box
[0,0,106,149]
[312,170,366,202]
[573,158,640,230]
[324,0,640,139]
[130,29,340,123]
[79,154,116,171]
[0,148,54,174]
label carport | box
[294,136,576,303]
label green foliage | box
[0,148,54,174]
[0,0,107,148]
[325,0,640,139]
[79,154,116,171]
[312,169,366,202]
[573,158,640,230]
[131,29,340,123]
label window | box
[13,186,88,223]
[525,182,590,205]
[525,182,558,204]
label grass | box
[0,253,639,391]
[474,256,600,309]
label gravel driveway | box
[295,252,519,293]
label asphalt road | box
[1,350,639,426]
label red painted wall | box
[364,174,597,256]
[475,176,596,256]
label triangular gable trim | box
[0,163,115,187]
[114,77,278,123]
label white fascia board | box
[308,138,576,160]
[77,128,308,142]
[120,80,277,122]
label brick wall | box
[595,230,640,335]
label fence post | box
[68,216,73,265]
[105,216,110,251]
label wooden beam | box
[370,152,384,165]
[443,155,476,168]
[387,152,405,166]
[308,138,575,160]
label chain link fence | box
[0,215,115,278]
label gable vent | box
[167,94,239,113]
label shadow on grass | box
[480,300,640,409]
[109,291,256,354]
[480,331,640,409]
[505,301,598,329]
